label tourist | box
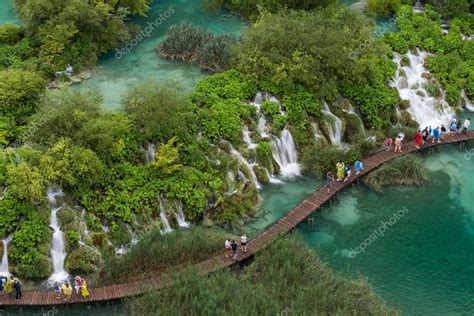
[415,130,422,149]
[421,127,429,146]
[450,121,457,136]
[326,171,334,194]
[230,240,239,261]
[394,135,402,153]
[224,239,231,258]
[5,277,13,295]
[440,125,447,140]
[457,120,462,135]
[343,164,352,183]
[336,162,345,181]
[0,276,4,293]
[54,281,62,299]
[62,282,73,302]
[432,127,440,144]
[13,277,21,300]
[80,278,90,298]
[463,118,471,134]
[74,276,82,295]
[354,160,364,175]
[385,136,393,151]
[240,234,247,253]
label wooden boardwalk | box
[1,131,473,306]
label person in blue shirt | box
[432,127,440,144]
[354,160,364,175]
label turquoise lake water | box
[72,0,244,110]
[299,141,474,315]
[0,0,18,24]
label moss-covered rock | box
[57,208,77,226]
[253,165,269,184]
[342,112,365,143]
[65,246,100,274]
[400,110,419,129]
[109,222,131,246]
[399,100,410,110]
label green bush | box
[65,246,101,274]
[302,145,361,177]
[14,249,51,279]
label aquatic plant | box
[363,153,430,192]
[157,21,238,72]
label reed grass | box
[127,234,397,315]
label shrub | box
[65,246,101,274]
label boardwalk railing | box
[1,131,473,306]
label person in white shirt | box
[463,118,471,134]
[240,234,247,253]
[224,239,231,258]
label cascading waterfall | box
[270,129,301,177]
[159,198,173,234]
[390,50,455,128]
[321,102,343,146]
[227,142,262,189]
[0,234,13,277]
[173,200,191,229]
[47,187,69,284]
[461,90,474,111]
[311,122,326,143]
[146,143,155,162]
[242,125,257,149]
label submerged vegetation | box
[364,154,430,192]
[128,234,396,315]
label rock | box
[397,78,409,89]
[421,72,432,80]
[399,100,411,110]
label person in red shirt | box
[415,130,422,149]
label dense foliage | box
[157,21,238,72]
[384,5,474,104]
[128,234,395,315]
[234,5,399,128]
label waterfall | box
[172,200,191,229]
[413,0,423,13]
[146,143,155,162]
[390,50,455,128]
[0,234,13,277]
[462,90,474,111]
[159,198,173,234]
[242,125,257,149]
[226,142,261,189]
[253,92,269,138]
[47,187,69,284]
[311,122,325,143]
[270,129,301,177]
[321,102,343,146]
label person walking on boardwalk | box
[385,136,393,151]
[415,130,422,149]
[421,127,429,146]
[343,164,352,183]
[224,239,231,258]
[62,282,73,302]
[457,120,462,135]
[394,134,403,153]
[13,278,21,300]
[5,277,13,295]
[463,118,471,134]
[354,160,364,175]
[80,278,90,298]
[326,171,334,194]
[450,121,457,136]
[230,240,239,261]
[74,276,82,295]
[54,281,62,299]
[440,125,447,140]
[432,127,440,144]
[336,162,345,181]
[240,234,247,253]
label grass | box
[100,226,233,284]
[127,234,397,315]
[363,153,430,192]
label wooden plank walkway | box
[1,131,473,306]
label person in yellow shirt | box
[62,282,73,302]
[80,279,89,298]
